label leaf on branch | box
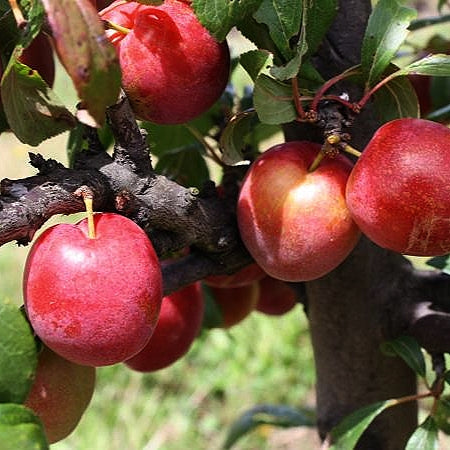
[0,300,37,404]
[219,110,256,165]
[1,55,76,146]
[380,335,426,378]
[426,255,450,275]
[192,0,262,42]
[155,144,210,189]
[253,74,296,124]
[398,54,450,77]
[329,400,397,450]
[41,0,121,127]
[239,50,272,82]
[361,0,417,86]
[17,0,45,48]
[0,403,48,450]
[253,0,302,61]
[433,396,450,435]
[405,416,439,450]
[373,74,419,124]
[223,404,315,449]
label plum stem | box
[308,151,325,173]
[74,186,96,239]
[342,143,362,158]
[103,20,131,36]
[84,197,96,239]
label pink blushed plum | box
[125,282,204,372]
[237,141,360,282]
[23,213,163,367]
[100,0,230,124]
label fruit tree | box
[1,0,450,448]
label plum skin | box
[23,213,163,367]
[237,141,360,282]
[101,0,230,124]
[24,346,95,444]
[346,118,450,256]
[125,282,204,372]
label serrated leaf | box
[270,42,307,81]
[426,255,450,275]
[405,416,439,450]
[330,400,397,450]
[0,300,38,404]
[237,15,282,60]
[268,0,336,81]
[253,0,302,61]
[380,336,426,378]
[361,0,417,86]
[373,74,419,124]
[192,0,262,42]
[219,110,256,165]
[434,397,450,434]
[240,50,272,82]
[303,0,337,57]
[0,404,48,450]
[253,74,296,124]
[1,56,75,146]
[399,54,450,77]
[42,0,121,127]
[223,404,315,449]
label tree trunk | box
[288,0,419,447]
[308,238,418,449]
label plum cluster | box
[237,118,450,284]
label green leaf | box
[0,300,37,403]
[405,416,439,450]
[67,123,89,168]
[330,400,397,450]
[426,255,450,275]
[219,110,256,165]
[270,41,307,81]
[380,335,426,378]
[239,50,272,82]
[155,144,210,189]
[236,15,281,60]
[399,54,450,77]
[253,0,302,61]
[192,0,262,42]
[373,74,419,124]
[302,0,337,57]
[1,56,75,146]
[201,284,224,329]
[268,0,337,81]
[17,0,45,49]
[42,0,121,127]
[0,404,48,450]
[223,404,315,449]
[361,0,417,86]
[253,74,296,124]
[434,396,450,434]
